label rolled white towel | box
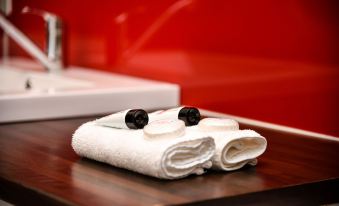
[208,130,267,171]
[188,118,267,171]
[72,121,215,179]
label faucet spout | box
[22,7,63,70]
[0,12,63,73]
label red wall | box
[3,0,339,136]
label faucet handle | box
[22,7,59,21]
[22,6,63,68]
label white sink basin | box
[0,67,93,94]
[0,59,179,122]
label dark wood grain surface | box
[0,116,338,205]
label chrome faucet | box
[0,5,63,73]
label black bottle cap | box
[125,109,149,129]
[178,107,201,126]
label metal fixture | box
[0,3,63,73]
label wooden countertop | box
[0,116,338,205]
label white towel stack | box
[71,114,267,179]
[72,121,215,179]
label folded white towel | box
[187,126,267,171]
[210,130,267,171]
[72,121,215,179]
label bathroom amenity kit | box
[72,107,267,179]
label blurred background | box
[2,0,339,136]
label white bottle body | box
[95,109,132,129]
[148,107,184,123]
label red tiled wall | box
[3,0,339,136]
